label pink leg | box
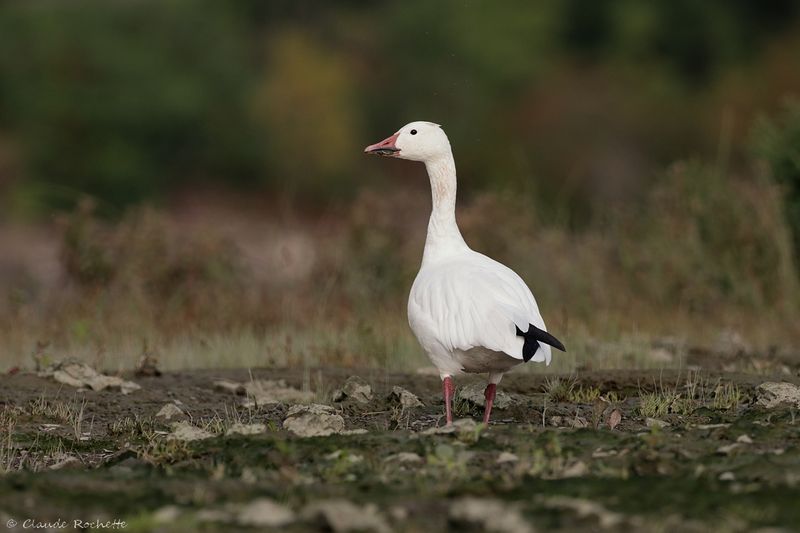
[442,376,454,425]
[482,383,497,424]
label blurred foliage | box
[1,0,799,217]
[255,29,362,199]
[1,0,800,365]
[5,161,793,368]
[754,101,800,267]
[619,161,798,311]
[0,0,262,209]
[60,199,248,331]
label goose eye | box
[410,129,417,135]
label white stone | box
[421,418,478,435]
[384,452,423,464]
[168,421,214,442]
[716,443,741,455]
[332,376,373,404]
[244,379,314,407]
[497,451,519,464]
[449,497,533,533]
[153,506,182,524]
[155,403,185,421]
[237,498,295,527]
[756,382,800,408]
[302,499,390,533]
[645,418,670,429]
[225,423,266,436]
[39,359,140,394]
[283,404,345,437]
[388,386,424,408]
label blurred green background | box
[1,0,800,370]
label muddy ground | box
[1,362,799,532]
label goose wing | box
[408,252,558,364]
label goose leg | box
[442,376,454,425]
[482,383,497,424]
[483,373,503,424]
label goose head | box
[364,121,450,162]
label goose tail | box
[515,324,566,362]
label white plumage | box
[365,121,564,424]
[409,252,551,378]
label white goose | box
[365,121,565,425]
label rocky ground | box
[1,362,799,532]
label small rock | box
[324,450,363,463]
[592,448,618,458]
[245,379,314,406]
[196,509,231,523]
[388,386,424,408]
[756,382,800,408]
[540,496,624,529]
[38,359,140,394]
[168,421,214,442]
[694,423,730,430]
[561,460,589,478]
[333,376,373,404]
[607,409,622,430]
[214,379,245,394]
[302,499,390,533]
[237,498,295,528]
[422,418,478,435]
[225,423,266,436]
[324,450,340,460]
[155,403,185,421]
[153,506,182,524]
[449,497,532,533]
[384,452,423,464]
[570,416,589,428]
[719,471,736,481]
[736,434,753,444]
[497,451,519,464]
[49,456,82,470]
[716,443,741,455]
[646,418,670,429]
[283,404,345,437]
[135,352,161,377]
[389,506,408,521]
[341,428,369,435]
[457,382,512,409]
[240,467,258,484]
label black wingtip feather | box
[515,324,567,360]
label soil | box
[0,365,799,532]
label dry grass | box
[637,371,744,418]
[543,376,577,403]
[0,407,21,474]
[28,394,87,430]
[712,381,743,410]
[542,375,602,404]
[637,374,692,418]
[1,159,799,372]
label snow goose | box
[364,121,565,425]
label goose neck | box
[423,153,467,261]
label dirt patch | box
[0,367,799,531]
